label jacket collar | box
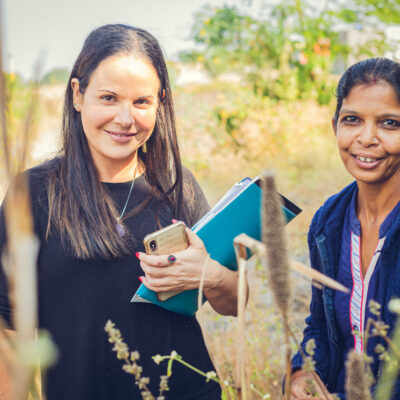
[314,180,400,279]
[314,181,400,247]
[314,181,357,240]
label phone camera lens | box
[149,240,157,251]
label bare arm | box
[200,257,246,316]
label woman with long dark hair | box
[290,58,400,399]
[0,24,240,399]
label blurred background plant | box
[180,0,400,103]
[0,5,58,396]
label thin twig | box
[156,354,220,384]
[283,319,292,399]
[197,254,210,313]
[234,234,348,293]
[250,383,268,399]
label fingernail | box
[138,276,144,283]
[135,252,140,259]
[172,219,178,223]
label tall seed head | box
[345,351,372,400]
[261,171,291,319]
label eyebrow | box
[379,113,400,119]
[98,89,117,95]
[97,89,155,99]
[339,108,400,119]
[339,108,358,115]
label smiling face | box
[334,81,400,188]
[72,53,160,181]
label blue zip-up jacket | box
[291,182,400,399]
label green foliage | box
[166,61,178,89]
[1,71,41,176]
[355,0,400,24]
[181,0,395,104]
[40,68,69,85]
[184,5,254,76]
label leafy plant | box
[180,0,397,105]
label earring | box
[74,103,80,111]
[142,142,147,153]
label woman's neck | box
[356,179,400,225]
[95,154,143,183]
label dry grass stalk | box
[197,254,210,314]
[0,84,42,400]
[233,234,348,293]
[1,125,41,400]
[1,153,41,400]
[233,233,342,399]
[0,4,46,397]
[261,171,291,319]
[0,6,33,399]
[196,256,232,398]
[261,171,292,398]
[233,242,248,399]
[4,180,39,340]
[290,259,349,293]
[345,351,371,400]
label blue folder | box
[131,177,301,316]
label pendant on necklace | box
[116,221,125,237]
[115,168,137,238]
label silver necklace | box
[116,165,138,237]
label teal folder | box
[131,177,301,316]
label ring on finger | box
[167,254,176,265]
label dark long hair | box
[333,57,400,125]
[47,24,186,259]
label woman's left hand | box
[137,224,246,316]
[137,227,220,293]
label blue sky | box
[4,0,248,80]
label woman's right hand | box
[290,369,335,399]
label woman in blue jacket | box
[290,58,400,399]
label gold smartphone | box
[143,221,189,301]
